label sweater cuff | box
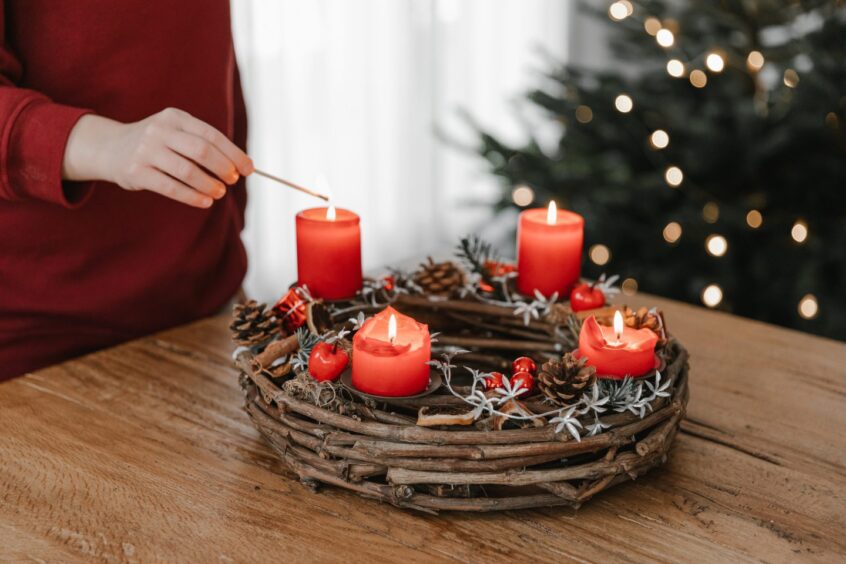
[4,98,93,208]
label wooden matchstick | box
[253,169,329,201]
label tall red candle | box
[578,312,658,378]
[296,206,362,300]
[352,307,431,397]
[517,201,584,298]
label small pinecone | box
[545,303,572,325]
[624,306,660,332]
[413,257,465,296]
[538,352,596,405]
[624,306,667,348]
[230,300,277,346]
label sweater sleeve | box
[0,9,93,208]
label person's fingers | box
[165,131,239,185]
[138,167,213,208]
[152,149,226,199]
[165,108,253,176]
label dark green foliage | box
[476,0,846,339]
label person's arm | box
[62,109,254,208]
[0,7,252,209]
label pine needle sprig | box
[455,234,498,286]
[291,328,321,373]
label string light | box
[650,129,670,149]
[589,244,611,266]
[575,105,593,123]
[689,69,708,88]
[791,220,808,243]
[746,51,764,71]
[511,185,534,207]
[663,221,682,243]
[798,294,819,320]
[746,209,763,229]
[701,284,723,308]
[644,17,661,36]
[705,234,728,257]
[705,52,725,73]
[621,278,638,296]
[666,59,685,77]
[784,69,800,88]
[656,28,674,48]
[614,94,634,113]
[664,166,683,187]
[608,1,631,21]
[702,202,719,223]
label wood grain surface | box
[1,295,845,562]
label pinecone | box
[623,306,667,347]
[538,352,596,405]
[413,257,465,296]
[230,300,277,346]
[623,306,661,332]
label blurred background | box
[232,0,846,340]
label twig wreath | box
[232,236,689,513]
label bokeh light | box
[511,185,534,207]
[705,234,728,257]
[746,209,763,229]
[664,166,683,187]
[589,244,611,266]
[798,294,819,319]
[614,94,634,113]
[650,129,670,149]
[705,52,725,73]
[701,284,723,308]
[663,221,682,243]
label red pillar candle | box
[296,206,362,300]
[578,312,659,378]
[352,306,431,397]
[517,201,584,298]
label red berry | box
[510,371,535,395]
[512,356,537,375]
[483,371,505,391]
[308,342,349,382]
[570,283,606,312]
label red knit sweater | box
[0,1,248,379]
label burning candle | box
[295,205,362,300]
[578,311,659,378]
[517,201,584,298]
[351,306,431,397]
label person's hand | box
[62,108,254,208]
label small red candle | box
[578,312,658,378]
[517,201,584,298]
[352,307,431,397]
[296,206,362,300]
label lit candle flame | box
[326,204,336,221]
[613,310,624,342]
[387,313,397,344]
[546,200,557,225]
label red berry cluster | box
[484,356,536,396]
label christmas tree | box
[475,0,846,339]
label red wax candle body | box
[578,315,658,378]
[516,207,584,298]
[296,207,362,300]
[352,307,431,397]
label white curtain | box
[231,0,571,302]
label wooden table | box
[2,295,845,562]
